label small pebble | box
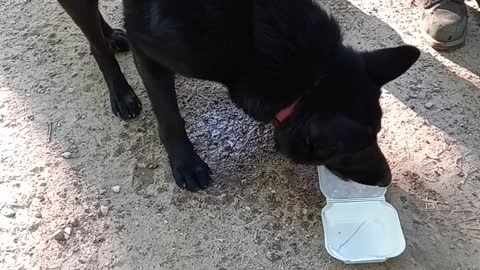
[34,212,42,218]
[265,251,281,262]
[100,205,109,216]
[64,227,72,236]
[424,102,434,109]
[70,218,79,227]
[2,209,16,218]
[54,231,66,241]
[111,186,121,193]
[60,151,72,159]
[148,164,158,169]
[457,171,465,178]
[93,236,105,243]
[99,189,107,195]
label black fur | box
[57,0,420,191]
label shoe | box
[416,0,468,50]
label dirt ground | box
[1,0,480,269]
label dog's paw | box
[109,29,129,53]
[171,154,212,192]
[110,84,142,120]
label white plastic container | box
[318,166,406,264]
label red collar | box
[275,99,300,123]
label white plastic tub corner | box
[318,166,406,264]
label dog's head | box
[274,45,420,187]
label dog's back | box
[124,0,254,81]
[124,0,341,84]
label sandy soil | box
[1,0,480,269]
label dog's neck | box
[226,74,308,123]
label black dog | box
[57,0,420,191]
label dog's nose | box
[326,143,392,187]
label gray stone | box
[100,205,109,216]
[265,251,281,262]
[2,209,16,218]
[424,102,434,109]
[111,185,121,193]
[54,231,66,241]
[60,151,72,159]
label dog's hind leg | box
[57,0,142,120]
[99,14,130,53]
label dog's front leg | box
[133,51,212,192]
[57,0,142,120]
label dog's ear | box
[362,45,420,85]
[309,115,375,156]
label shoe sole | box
[421,27,467,51]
